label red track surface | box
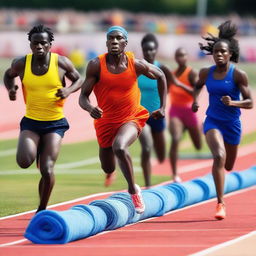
[1,146,256,256]
[1,85,256,255]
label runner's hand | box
[221,95,232,106]
[151,108,165,120]
[8,85,18,101]
[192,101,199,112]
[90,106,103,119]
[56,88,70,99]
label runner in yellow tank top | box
[22,52,65,121]
[4,24,83,213]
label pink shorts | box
[169,105,198,128]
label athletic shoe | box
[130,184,145,214]
[104,172,116,187]
[215,203,226,220]
[173,175,182,183]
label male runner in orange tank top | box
[4,25,82,213]
[79,26,167,214]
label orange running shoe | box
[104,172,116,187]
[215,203,226,220]
[130,184,145,214]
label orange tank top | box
[93,52,146,123]
[169,66,193,106]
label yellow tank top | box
[22,53,65,121]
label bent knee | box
[16,157,34,169]
[212,151,226,163]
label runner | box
[192,20,253,219]
[169,47,202,183]
[79,26,167,213]
[4,24,82,213]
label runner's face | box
[30,32,51,57]
[142,41,157,63]
[106,31,127,55]
[213,41,232,66]
[175,49,187,66]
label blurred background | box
[0,0,256,66]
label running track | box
[1,86,256,255]
[1,143,256,256]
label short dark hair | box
[199,20,239,63]
[28,24,54,42]
[141,33,159,49]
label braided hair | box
[28,24,54,43]
[199,20,239,63]
[141,33,159,49]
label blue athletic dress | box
[203,64,241,145]
[138,61,165,132]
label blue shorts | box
[20,117,69,138]
[203,116,241,145]
[146,116,166,133]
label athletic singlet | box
[138,61,160,113]
[93,52,148,123]
[22,53,65,121]
[169,66,193,106]
[205,64,241,121]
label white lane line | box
[0,148,16,157]
[0,157,140,175]
[0,239,27,247]
[190,230,256,256]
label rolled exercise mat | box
[89,199,129,230]
[152,186,179,212]
[24,209,94,244]
[108,192,140,224]
[71,204,107,235]
[193,173,217,199]
[235,166,256,189]
[138,189,165,220]
[224,172,242,193]
[164,183,187,209]
[174,181,206,206]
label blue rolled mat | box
[152,186,178,212]
[164,183,187,208]
[24,209,94,244]
[71,204,107,235]
[90,199,129,230]
[235,166,256,189]
[193,173,216,199]
[139,190,164,220]
[181,181,206,206]
[108,192,140,224]
[224,172,242,194]
[145,188,169,215]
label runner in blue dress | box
[192,21,253,220]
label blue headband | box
[106,26,128,40]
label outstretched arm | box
[4,57,25,101]
[135,59,167,119]
[79,58,103,119]
[163,64,194,94]
[192,68,208,112]
[56,56,83,98]
[221,68,253,109]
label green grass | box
[1,129,256,217]
[0,138,170,217]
